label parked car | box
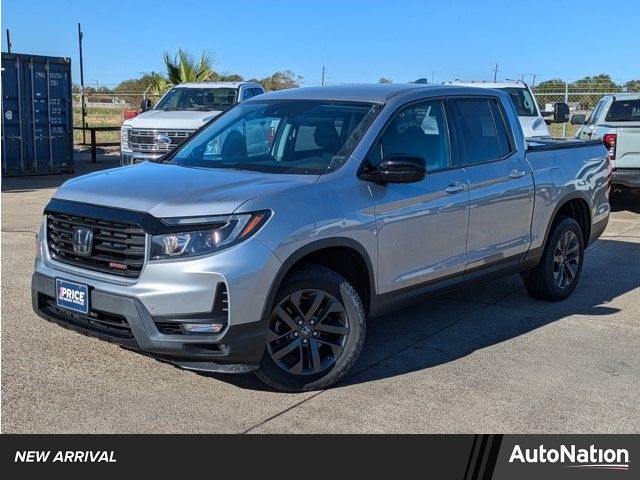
[120,81,265,165]
[33,84,609,391]
[445,80,569,138]
[572,93,640,189]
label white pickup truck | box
[120,81,265,165]
[572,93,640,189]
[446,80,569,138]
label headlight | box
[121,125,132,152]
[150,211,270,260]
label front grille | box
[129,129,193,153]
[47,212,146,278]
[39,293,136,344]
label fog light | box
[181,323,224,334]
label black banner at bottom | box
[0,434,636,479]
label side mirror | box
[551,102,570,123]
[140,99,153,112]
[358,155,426,184]
[570,114,586,125]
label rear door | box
[448,97,534,272]
[368,98,470,293]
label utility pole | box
[5,29,11,53]
[493,63,499,82]
[78,23,86,144]
[431,70,435,84]
[321,65,326,86]
[532,74,537,89]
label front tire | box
[255,265,366,392]
[523,216,585,301]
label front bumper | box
[120,150,164,166]
[612,168,640,189]
[33,221,283,372]
[32,272,266,372]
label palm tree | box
[152,49,215,94]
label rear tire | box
[255,265,366,392]
[523,216,584,301]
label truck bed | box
[526,138,602,151]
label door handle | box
[508,169,527,179]
[445,182,466,194]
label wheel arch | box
[543,193,592,248]
[260,238,376,324]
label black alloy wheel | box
[266,289,349,375]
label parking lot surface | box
[2,156,639,433]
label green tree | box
[624,80,640,92]
[210,72,245,82]
[152,49,216,94]
[533,78,565,93]
[571,74,620,93]
[260,70,302,91]
[571,74,621,108]
[114,72,164,93]
[378,77,392,84]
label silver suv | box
[33,84,610,391]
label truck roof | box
[444,80,528,89]
[251,83,480,103]
[173,81,262,89]
[605,92,640,100]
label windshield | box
[498,87,538,117]
[169,100,380,174]
[155,87,238,111]
[605,100,640,122]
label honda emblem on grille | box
[72,227,94,256]
[154,134,172,145]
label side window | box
[489,100,513,157]
[371,99,451,172]
[588,100,604,124]
[450,98,501,165]
[242,88,254,101]
[252,88,264,97]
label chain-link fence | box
[533,81,624,138]
[72,83,631,145]
[73,92,163,144]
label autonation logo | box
[509,444,630,471]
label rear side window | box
[450,98,502,165]
[605,100,640,122]
[242,88,255,101]
[489,100,513,157]
[588,99,606,124]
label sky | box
[2,0,639,88]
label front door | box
[367,99,470,293]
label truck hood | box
[53,162,318,218]
[123,109,223,130]
[520,115,551,138]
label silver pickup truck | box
[32,84,610,391]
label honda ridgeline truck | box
[121,81,265,165]
[572,93,640,189]
[33,84,610,391]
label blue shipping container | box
[1,52,74,176]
